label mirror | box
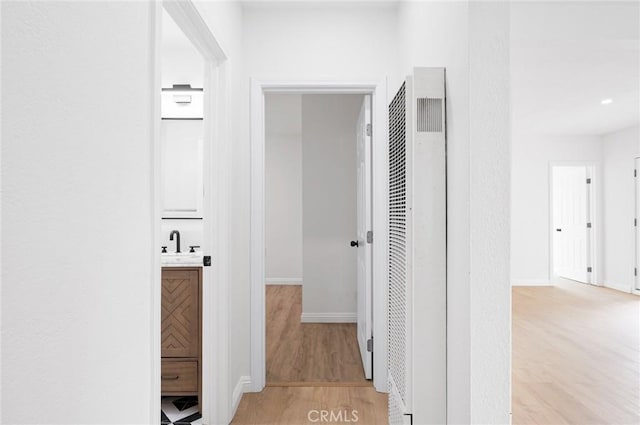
[161,88,204,219]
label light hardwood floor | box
[232,285,383,425]
[231,386,388,425]
[513,279,640,424]
[266,285,366,384]
[233,280,639,425]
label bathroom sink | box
[161,251,203,267]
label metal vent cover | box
[388,82,408,406]
[389,374,408,425]
[417,97,443,132]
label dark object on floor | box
[161,396,201,425]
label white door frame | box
[634,157,640,295]
[548,161,598,285]
[151,2,231,424]
[250,79,389,393]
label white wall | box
[397,2,511,423]
[397,1,475,422]
[265,94,303,281]
[2,2,154,423]
[468,3,511,422]
[511,134,604,285]
[161,219,203,253]
[602,125,640,292]
[161,7,204,89]
[301,95,361,319]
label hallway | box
[231,285,385,424]
[512,280,640,424]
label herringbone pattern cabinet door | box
[161,269,200,358]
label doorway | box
[152,2,231,424]
[550,164,596,284]
[250,80,388,393]
[264,94,372,385]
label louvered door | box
[161,268,201,358]
[388,80,412,425]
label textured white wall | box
[469,2,511,423]
[2,2,155,423]
[396,2,473,422]
[397,2,511,422]
[265,94,303,281]
[602,125,640,292]
[301,94,361,318]
[511,134,603,285]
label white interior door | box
[552,166,591,283]
[356,95,373,379]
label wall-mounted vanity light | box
[161,84,204,119]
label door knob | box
[350,240,359,247]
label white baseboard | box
[603,281,633,294]
[265,278,302,285]
[301,312,357,323]
[511,279,552,286]
[231,376,251,420]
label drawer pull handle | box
[162,375,179,380]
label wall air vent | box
[416,98,443,133]
[388,68,446,425]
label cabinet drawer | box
[161,361,198,393]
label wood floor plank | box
[512,280,640,425]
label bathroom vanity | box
[161,266,202,404]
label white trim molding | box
[250,78,389,394]
[511,279,552,286]
[265,278,302,285]
[603,281,634,294]
[301,313,357,323]
[231,376,252,420]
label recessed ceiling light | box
[601,98,613,105]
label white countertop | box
[161,252,203,267]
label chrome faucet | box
[169,230,181,253]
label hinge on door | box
[635,169,637,178]
[366,123,372,137]
[367,337,373,352]
[587,267,593,273]
[635,268,637,277]
[635,218,637,227]
[367,230,373,244]
[587,222,592,228]
[586,178,592,184]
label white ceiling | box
[511,1,639,136]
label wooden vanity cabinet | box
[161,267,202,403]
